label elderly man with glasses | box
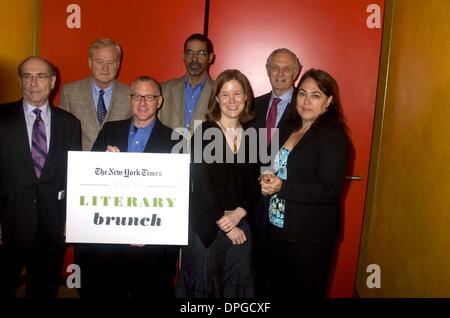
[0,56,81,298]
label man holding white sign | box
[73,76,184,298]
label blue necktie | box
[31,109,48,177]
[97,89,107,124]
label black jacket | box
[189,121,259,248]
[260,124,349,242]
[0,100,81,248]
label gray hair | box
[266,48,302,71]
[88,38,122,60]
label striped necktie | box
[31,108,48,177]
[266,97,281,145]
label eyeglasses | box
[183,50,209,59]
[130,94,160,103]
[21,73,52,82]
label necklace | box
[216,120,241,154]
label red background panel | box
[40,0,206,104]
[209,0,384,297]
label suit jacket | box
[0,100,81,248]
[91,117,180,154]
[158,76,213,131]
[251,91,295,147]
[59,78,131,151]
[264,124,349,242]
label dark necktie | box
[97,89,107,124]
[31,108,48,178]
[266,97,281,145]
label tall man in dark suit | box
[251,48,302,296]
[75,76,182,298]
[158,33,214,134]
[0,56,81,298]
[59,38,131,151]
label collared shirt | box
[91,81,113,113]
[183,76,207,129]
[267,87,294,127]
[23,101,51,150]
[127,118,156,153]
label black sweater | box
[189,121,259,248]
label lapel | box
[85,78,101,130]
[14,101,36,177]
[190,77,212,127]
[257,93,271,128]
[172,79,185,127]
[117,119,132,151]
[104,80,118,122]
[277,101,293,128]
[39,106,59,179]
[143,119,162,153]
[292,124,319,152]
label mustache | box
[188,62,202,68]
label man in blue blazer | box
[0,56,81,298]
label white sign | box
[65,151,190,245]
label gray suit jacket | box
[59,78,131,150]
[158,76,213,132]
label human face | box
[19,58,56,107]
[88,46,120,89]
[129,81,162,127]
[266,52,299,96]
[216,80,246,122]
[183,40,214,79]
[296,77,332,124]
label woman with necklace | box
[176,69,259,297]
[259,69,350,297]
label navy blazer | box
[0,100,81,248]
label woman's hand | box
[226,227,247,245]
[106,145,120,152]
[217,207,246,233]
[260,172,282,196]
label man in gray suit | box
[158,33,214,133]
[59,38,131,151]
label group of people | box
[0,33,349,299]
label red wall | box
[40,0,206,104]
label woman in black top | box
[176,69,259,297]
[259,69,350,297]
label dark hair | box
[18,56,57,77]
[289,69,347,131]
[205,69,255,123]
[184,33,214,54]
[130,75,162,95]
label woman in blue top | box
[260,69,350,297]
